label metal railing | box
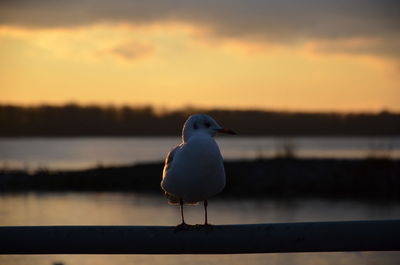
[1,220,399,254]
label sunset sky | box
[1,0,399,112]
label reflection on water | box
[0,137,399,170]
[1,193,399,265]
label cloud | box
[107,41,155,60]
[1,0,399,59]
[308,38,400,59]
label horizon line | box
[0,102,399,115]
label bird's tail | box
[165,192,199,205]
[165,192,180,205]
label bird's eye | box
[204,122,211,128]
[193,123,198,129]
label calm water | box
[1,137,399,170]
[1,137,399,264]
[1,193,400,265]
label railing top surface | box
[1,220,400,254]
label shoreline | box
[1,158,399,200]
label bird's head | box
[182,114,236,142]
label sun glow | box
[0,22,399,112]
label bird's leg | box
[175,198,190,230]
[204,200,209,225]
[179,198,186,225]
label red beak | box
[217,128,237,135]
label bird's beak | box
[216,128,237,135]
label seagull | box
[161,114,236,226]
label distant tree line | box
[2,159,399,199]
[0,104,399,136]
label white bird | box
[161,114,236,226]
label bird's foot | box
[174,222,191,231]
[203,222,213,230]
[194,223,213,231]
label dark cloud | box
[1,0,399,58]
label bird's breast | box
[183,136,223,167]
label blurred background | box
[1,1,400,264]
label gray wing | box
[163,144,181,174]
[161,145,181,205]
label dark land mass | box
[1,158,399,200]
[1,104,400,136]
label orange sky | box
[1,1,399,112]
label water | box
[1,137,399,264]
[1,193,399,265]
[1,137,399,170]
